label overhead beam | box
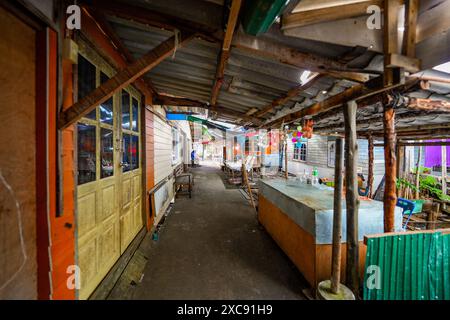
[210,0,242,107]
[233,31,371,83]
[402,0,419,57]
[253,74,324,119]
[58,32,195,130]
[383,0,403,87]
[88,0,372,83]
[405,97,450,113]
[85,0,221,43]
[264,76,419,128]
[85,8,159,96]
[154,94,262,125]
[282,0,383,29]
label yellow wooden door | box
[75,47,143,299]
[119,89,143,253]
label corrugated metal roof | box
[103,0,450,131]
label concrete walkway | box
[129,164,308,300]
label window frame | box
[293,141,308,162]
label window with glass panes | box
[293,142,307,162]
[121,90,140,173]
[77,54,118,185]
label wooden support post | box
[285,140,289,179]
[242,163,257,213]
[415,145,422,199]
[397,144,405,180]
[343,100,360,297]
[442,140,447,209]
[368,134,374,199]
[383,104,397,232]
[331,138,344,294]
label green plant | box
[411,166,432,174]
[419,175,450,202]
[396,177,418,193]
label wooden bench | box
[174,165,194,198]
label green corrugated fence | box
[363,230,450,300]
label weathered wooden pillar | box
[396,145,405,179]
[383,103,397,232]
[343,100,360,297]
[442,140,447,210]
[415,145,422,199]
[331,138,344,294]
[285,139,289,179]
[368,133,374,198]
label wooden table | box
[258,178,403,290]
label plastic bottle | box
[312,167,319,186]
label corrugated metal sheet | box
[105,12,355,125]
[364,231,450,300]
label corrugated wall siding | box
[364,231,450,300]
[154,115,173,185]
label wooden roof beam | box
[282,0,383,30]
[262,77,418,128]
[58,32,195,130]
[210,0,242,107]
[154,94,262,125]
[85,8,159,96]
[233,31,371,83]
[85,0,221,43]
[404,97,450,113]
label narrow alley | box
[124,164,307,300]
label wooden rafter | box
[405,98,450,112]
[233,32,371,83]
[210,0,242,107]
[262,76,419,129]
[282,0,383,30]
[155,94,262,125]
[85,8,159,96]
[402,0,419,57]
[253,74,324,119]
[58,32,195,130]
[85,0,221,43]
[87,0,373,83]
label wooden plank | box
[343,100,360,297]
[383,104,397,232]
[86,8,158,96]
[155,94,262,125]
[386,53,421,73]
[86,0,221,43]
[58,32,195,130]
[282,0,383,29]
[402,0,419,57]
[210,0,242,106]
[383,0,402,86]
[233,31,369,82]
[406,98,450,113]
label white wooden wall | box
[154,116,173,185]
